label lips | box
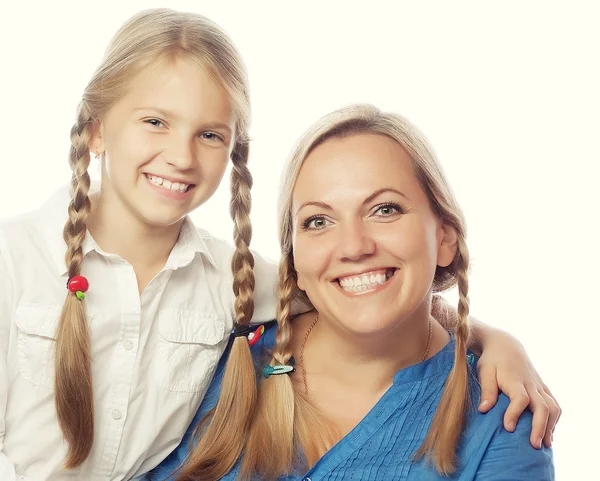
[144,173,195,193]
[335,268,397,293]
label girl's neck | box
[87,192,183,273]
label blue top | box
[150,323,554,480]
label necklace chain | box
[299,316,318,396]
[299,316,433,397]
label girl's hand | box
[476,328,561,449]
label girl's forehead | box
[108,57,234,127]
[124,58,222,102]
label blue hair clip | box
[466,352,475,366]
[263,364,295,379]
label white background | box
[1,1,598,478]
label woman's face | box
[291,133,457,336]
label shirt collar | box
[164,216,217,270]
[41,184,217,277]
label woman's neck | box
[295,303,450,397]
[290,304,449,445]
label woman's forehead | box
[292,133,421,206]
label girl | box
[0,9,557,481]
[154,105,554,480]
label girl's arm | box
[432,297,561,449]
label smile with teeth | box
[145,174,192,193]
[337,268,396,293]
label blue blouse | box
[150,323,553,480]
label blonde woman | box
[153,105,554,480]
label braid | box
[229,141,255,326]
[240,253,298,479]
[176,141,258,481]
[271,254,296,365]
[55,102,94,468]
[415,234,471,475]
[455,237,470,340]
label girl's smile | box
[144,173,196,200]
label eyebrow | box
[132,107,233,134]
[294,187,410,217]
[364,187,410,204]
[133,107,177,119]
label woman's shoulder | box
[459,389,554,479]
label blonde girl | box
[156,105,554,480]
[0,9,557,481]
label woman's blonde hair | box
[57,8,255,469]
[182,104,471,480]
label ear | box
[437,222,458,268]
[88,120,105,156]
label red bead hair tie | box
[67,275,89,300]
[248,325,265,347]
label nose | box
[337,219,376,261]
[165,135,196,170]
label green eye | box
[302,216,329,230]
[374,202,402,217]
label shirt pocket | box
[156,309,228,393]
[14,303,62,389]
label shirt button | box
[112,409,122,420]
[123,340,133,350]
[303,478,312,481]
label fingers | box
[503,384,530,434]
[526,386,549,449]
[541,389,561,448]
[477,363,499,413]
[541,383,562,425]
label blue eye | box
[145,118,164,128]
[200,132,222,142]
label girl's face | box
[92,57,235,227]
[291,133,457,336]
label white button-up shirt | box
[0,187,280,481]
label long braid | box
[415,235,470,475]
[176,141,257,480]
[55,102,94,468]
[229,141,255,324]
[455,238,470,346]
[271,255,295,366]
[240,253,297,479]
[240,254,336,480]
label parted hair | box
[56,8,254,469]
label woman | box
[149,105,553,480]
